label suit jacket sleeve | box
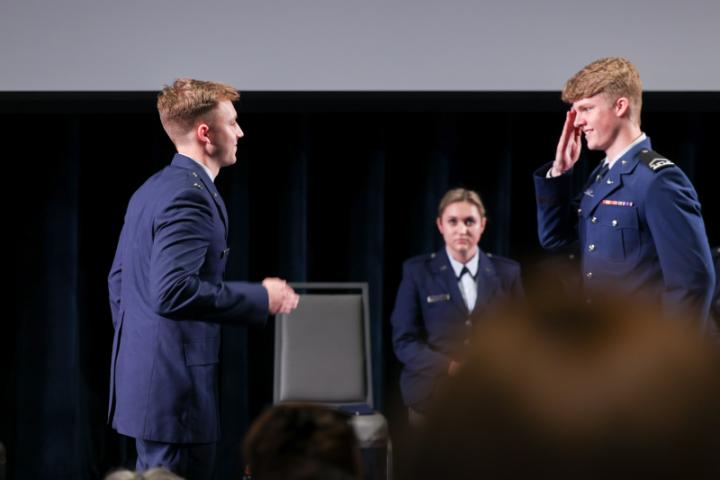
[108,224,125,330]
[149,186,268,324]
[391,262,452,376]
[534,162,579,251]
[645,168,715,322]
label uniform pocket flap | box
[184,338,220,366]
[599,207,638,229]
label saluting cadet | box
[390,188,523,422]
[534,57,715,326]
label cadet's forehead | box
[441,201,480,217]
[572,93,611,109]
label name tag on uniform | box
[427,294,450,304]
[220,248,231,259]
[601,199,634,207]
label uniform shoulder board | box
[638,149,675,172]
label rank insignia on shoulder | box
[648,157,674,171]
[639,149,674,172]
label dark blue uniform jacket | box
[534,137,714,326]
[390,248,522,411]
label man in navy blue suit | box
[534,57,715,326]
[108,79,299,479]
[390,188,523,420]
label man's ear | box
[614,97,630,118]
[196,123,211,145]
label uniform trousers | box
[136,438,216,480]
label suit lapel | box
[580,138,651,216]
[430,250,468,316]
[473,250,501,313]
[171,154,229,237]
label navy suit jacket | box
[712,247,720,328]
[390,248,522,411]
[108,154,268,443]
[534,137,715,325]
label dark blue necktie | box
[595,162,610,183]
[458,266,475,281]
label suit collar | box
[170,153,229,235]
[444,247,480,279]
[474,250,501,312]
[604,133,647,170]
[429,249,467,314]
[430,248,501,314]
[580,137,652,216]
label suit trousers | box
[136,438,216,480]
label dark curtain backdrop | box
[4,92,720,480]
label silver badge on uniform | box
[427,294,450,304]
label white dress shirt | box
[446,247,479,311]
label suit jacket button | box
[586,272,593,279]
[588,244,596,252]
[611,219,618,227]
[591,216,598,224]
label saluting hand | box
[551,110,582,177]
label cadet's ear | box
[196,122,211,145]
[436,216,444,235]
[614,97,630,118]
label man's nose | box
[573,114,584,128]
[237,126,244,139]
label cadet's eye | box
[448,219,457,226]
[465,219,475,226]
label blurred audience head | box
[408,286,720,480]
[243,403,362,480]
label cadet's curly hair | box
[157,78,239,142]
[562,57,642,124]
